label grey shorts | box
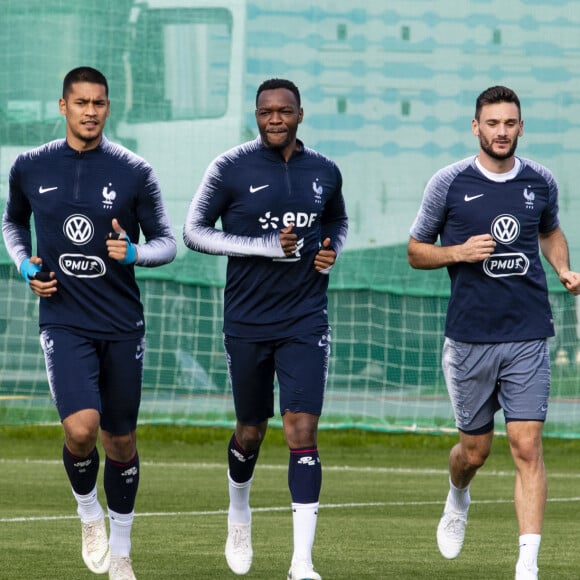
[442,338,550,434]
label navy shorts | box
[223,329,331,425]
[40,327,145,434]
[442,338,550,434]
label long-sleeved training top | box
[183,137,349,340]
[410,155,559,343]
[2,137,176,339]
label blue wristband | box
[119,235,137,265]
[20,258,41,285]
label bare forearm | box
[540,227,569,277]
[408,239,460,269]
[407,234,496,270]
[539,227,580,295]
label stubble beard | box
[480,135,518,161]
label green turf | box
[0,426,579,579]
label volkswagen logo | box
[491,214,520,244]
[63,214,94,245]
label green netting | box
[1,247,579,437]
[1,0,580,436]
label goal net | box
[1,246,579,437]
[1,0,580,436]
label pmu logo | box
[63,214,94,245]
[483,253,530,278]
[491,214,520,244]
[59,254,106,278]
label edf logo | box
[259,211,318,230]
[282,212,318,228]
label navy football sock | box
[62,444,99,495]
[228,433,259,483]
[104,452,140,514]
[288,447,321,504]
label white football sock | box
[518,533,541,570]
[228,471,252,524]
[291,502,319,566]
[108,508,134,557]
[72,485,103,522]
[445,478,471,513]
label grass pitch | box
[1,425,579,579]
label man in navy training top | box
[183,78,348,580]
[2,66,176,580]
[408,85,580,580]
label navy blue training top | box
[183,137,349,340]
[3,137,177,339]
[410,156,559,343]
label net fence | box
[1,0,580,436]
[2,248,579,437]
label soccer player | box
[183,78,348,579]
[407,85,580,580]
[2,66,177,579]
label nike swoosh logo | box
[135,351,144,360]
[39,186,58,194]
[464,194,484,202]
[249,184,269,193]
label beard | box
[479,134,518,160]
[259,128,294,151]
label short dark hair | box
[63,66,109,98]
[475,85,521,120]
[256,78,301,108]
